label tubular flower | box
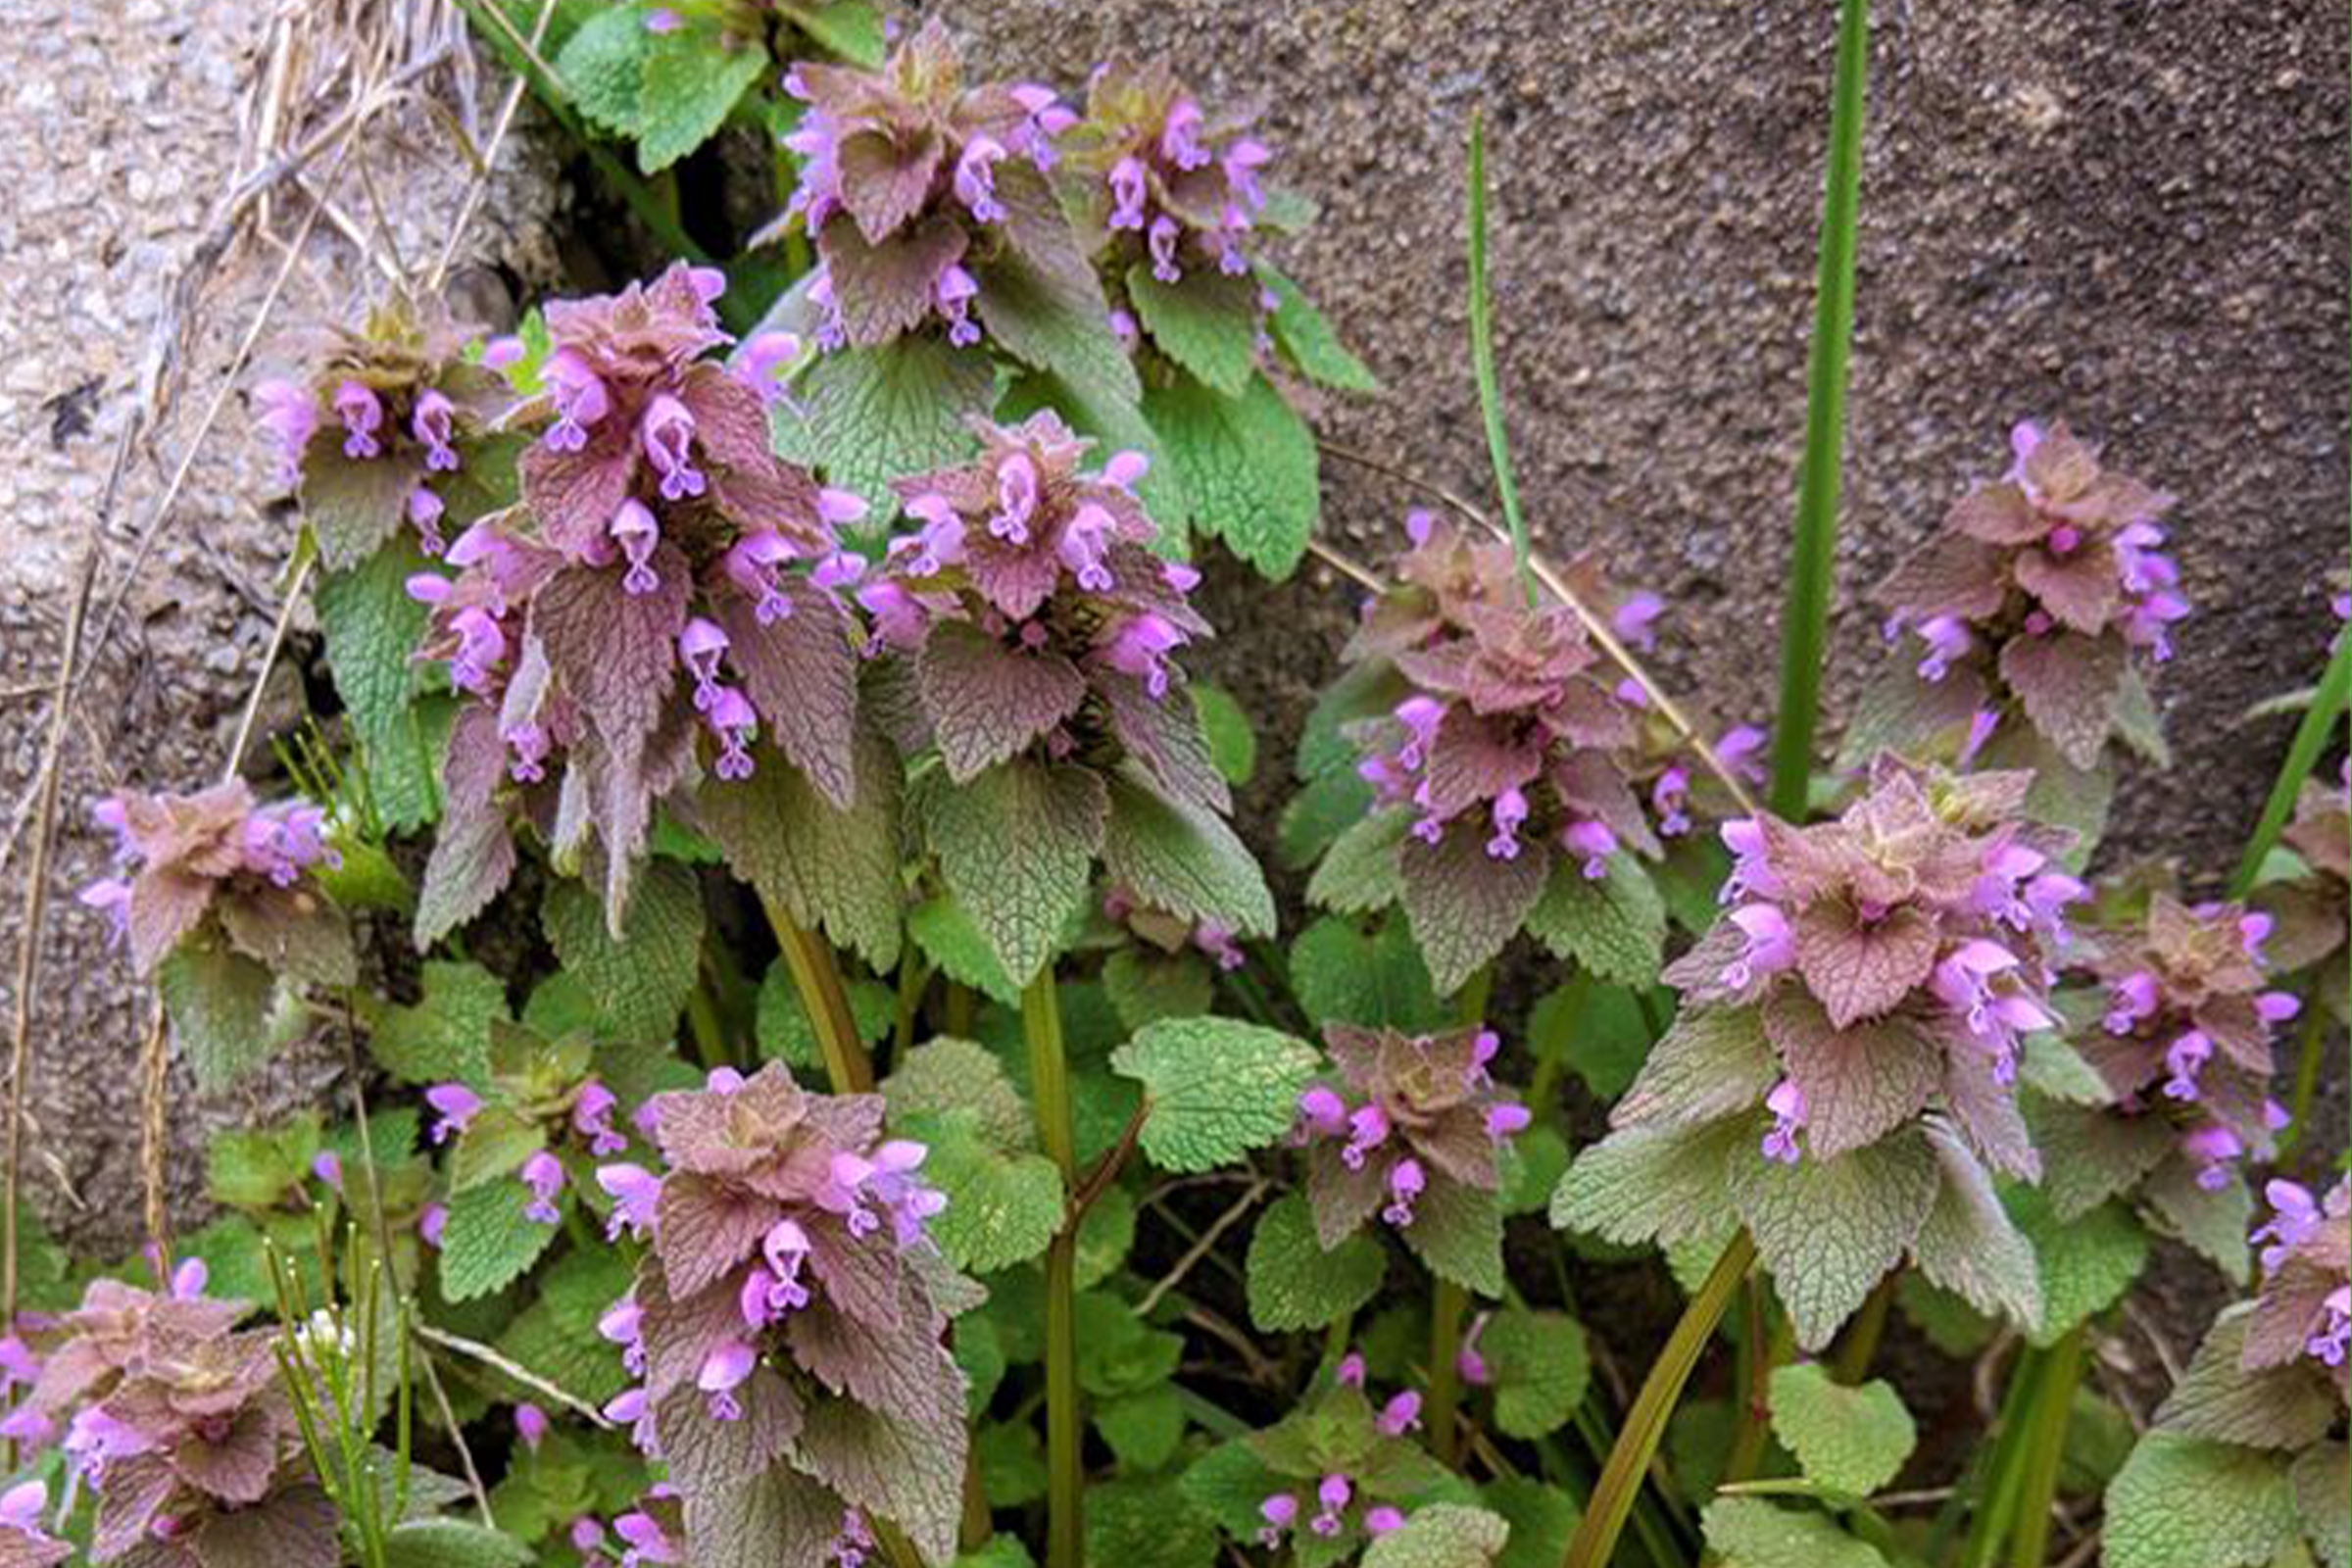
[765,24,1089,353]
[2031,889,2302,1252]
[1226,1364,1464,1560]
[1869,420,2182,772]
[596,1063,966,1565]
[406,264,870,935]
[1312,514,1679,993]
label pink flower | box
[520,1150,565,1224]
[1311,1474,1351,1536]
[333,379,384,459]
[514,1402,549,1450]
[697,1339,757,1421]
[1761,1080,1807,1164]
[1256,1494,1298,1548]
[598,1163,661,1242]
[1721,904,1794,990]
[413,388,461,472]
[425,1083,482,1145]
[1563,819,1616,879]
[574,1081,628,1155]
[1376,1392,1422,1436]
[1381,1157,1425,1228]
[543,350,610,453]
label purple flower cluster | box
[251,295,500,568]
[4,1263,338,1567]
[1661,760,2079,1174]
[402,265,872,930]
[425,1071,633,1229]
[2074,893,2299,1195]
[1239,1355,1449,1558]
[773,23,1076,352]
[1344,514,1661,875]
[591,1064,964,1561]
[1294,1023,1531,1244]
[1066,59,1273,294]
[2245,1179,2349,1379]
[1877,420,2184,769]
[1102,884,1246,972]
[78,781,342,978]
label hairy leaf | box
[1246,1192,1385,1332]
[1483,1310,1589,1441]
[1762,993,1940,1160]
[2007,1188,2146,1346]
[1288,915,1444,1034]
[438,1180,559,1301]
[1736,1129,1939,1351]
[800,336,992,521]
[701,726,905,971]
[1614,1004,1777,1130]
[1110,1016,1322,1174]
[2000,630,2126,771]
[1360,1505,1511,1568]
[1906,1126,2041,1331]
[1144,371,1320,580]
[1551,1115,1758,1250]
[1524,856,1668,988]
[923,759,1106,988]
[1699,1497,1891,1568]
[161,939,278,1093]
[1255,263,1380,393]
[906,895,1020,1005]
[1307,807,1409,915]
[910,1110,1064,1274]
[635,24,765,172]
[2102,1434,2295,1568]
[1126,265,1260,396]
[1400,826,1550,998]
[542,858,704,1044]
[318,536,442,830]
[1768,1362,1916,1497]
[1400,1174,1506,1297]
[368,959,509,1086]
[1101,772,1276,939]
[2293,1444,2350,1568]
[919,621,1088,782]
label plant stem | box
[1959,1345,2047,1568]
[763,897,873,1094]
[1023,970,1084,1568]
[1465,111,1536,607]
[1428,1278,1470,1468]
[1724,1289,1791,1484]
[1833,1271,1899,1385]
[2005,1326,2085,1568]
[2229,625,2352,898]
[2277,1001,2328,1157]
[1562,1230,1756,1568]
[684,984,728,1072]
[1765,0,1873,821]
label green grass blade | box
[2228,624,2351,899]
[1765,0,1873,821]
[1466,112,1537,606]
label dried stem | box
[412,1322,613,1428]
[5,550,97,1334]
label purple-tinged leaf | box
[820,213,969,348]
[1615,1005,1779,1131]
[922,759,1106,987]
[696,728,905,972]
[655,1374,804,1494]
[682,1465,845,1568]
[1999,629,2126,770]
[1399,824,1550,998]
[836,125,946,246]
[1100,773,1275,941]
[2158,1308,2339,1450]
[1792,900,1940,1029]
[1762,992,1939,1160]
[1736,1127,1939,1351]
[916,620,1088,783]
[416,705,518,948]
[716,580,862,809]
[300,429,427,570]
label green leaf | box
[1289,915,1444,1034]
[542,859,704,1043]
[1699,1497,1891,1568]
[1075,1183,1137,1289]
[1495,1125,1569,1217]
[1400,1175,1505,1298]
[1097,1382,1187,1472]
[698,728,906,972]
[1255,263,1379,393]
[780,1,885,66]
[1126,265,1261,396]
[1191,683,1258,787]
[756,962,892,1071]
[1400,826,1550,997]
[885,1036,1035,1152]
[1279,767,1375,870]
[1532,981,1653,1103]
[1246,1192,1385,1331]
[635,28,766,172]
[1483,1479,1579,1568]
[1910,1128,2043,1331]
[911,1110,1065,1274]
[382,1520,536,1568]
[974,249,1141,413]
[2292,1444,2349,1568]
[447,1103,545,1195]
[1735,1129,1938,1351]
[925,760,1105,988]
[1308,807,1408,915]
[1482,1310,1589,1440]
[1526,857,1670,988]
[1110,1016,1322,1174]
[1359,1503,1511,1568]
[556,6,652,136]
[437,1180,559,1301]
[1084,1476,1219,1568]
[801,336,993,522]
[2102,1435,2296,1568]
[1102,947,1214,1031]
[1767,1362,1916,1497]
[368,960,509,1086]
[1144,371,1321,580]
[318,536,441,831]
[207,1118,320,1210]
[1550,1115,1756,1250]
[1101,773,1275,940]
[975,1418,1047,1504]
[2009,1188,2147,1346]
[160,938,278,1092]
[907,895,1022,1006]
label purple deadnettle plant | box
[0,1482,69,1568]
[871,410,1272,988]
[1559,757,2079,1348]
[595,1062,965,1565]
[1306,513,1667,996]
[1293,1024,1533,1295]
[2103,1180,2348,1568]
[2028,888,2299,1277]
[2251,775,2350,1026]
[768,21,1093,357]
[405,262,874,940]
[255,293,505,572]
[79,782,353,1092]
[1861,420,2182,786]
[10,1264,338,1567]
